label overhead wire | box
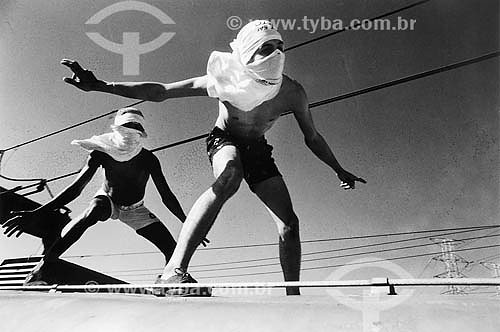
[1,100,145,153]
[0,0,496,282]
[476,253,500,264]
[108,226,478,275]
[104,227,499,276]
[189,233,500,274]
[196,244,500,279]
[0,0,436,187]
[284,0,431,52]
[63,224,499,259]
[110,232,500,277]
[5,50,499,195]
[0,151,44,183]
[0,0,431,155]
[113,243,500,280]
[455,228,500,250]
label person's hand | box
[336,169,367,190]
[200,238,210,247]
[1,210,39,237]
[61,59,100,91]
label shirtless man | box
[2,108,207,285]
[61,20,366,295]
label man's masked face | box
[247,39,284,64]
[205,20,286,111]
[244,39,285,85]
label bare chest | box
[218,96,288,137]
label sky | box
[0,0,498,295]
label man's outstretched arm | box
[61,59,208,102]
[42,155,100,211]
[150,155,186,223]
[1,154,100,237]
[291,82,366,190]
[150,155,210,246]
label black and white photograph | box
[0,0,498,331]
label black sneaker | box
[153,268,211,297]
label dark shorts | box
[206,127,282,190]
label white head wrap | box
[71,108,146,162]
[112,107,147,136]
[206,20,285,111]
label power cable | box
[63,224,498,259]
[11,50,499,193]
[112,233,500,276]
[197,243,500,279]
[104,228,498,276]
[285,0,431,51]
[0,0,431,154]
[1,100,145,153]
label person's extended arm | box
[291,83,366,189]
[38,155,99,212]
[2,154,100,237]
[61,59,208,102]
[150,155,210,246]
[150,155,186,223]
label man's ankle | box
[162,266,189,279]
[161,266,178,279]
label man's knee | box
[81,198,110,226]
[212,160,243,198]
[277,214,300,240]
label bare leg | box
[44,197,110,262]
[252,176,301,295]
[25,197,110,284]
[162,146,243,277]
[136,221,177,264]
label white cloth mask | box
[71,109,146,162]
[71,125,144,162]
[206,20,285,112]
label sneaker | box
[153,268,211,297]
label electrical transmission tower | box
[480,262,500,296]
[430,238,471,295]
